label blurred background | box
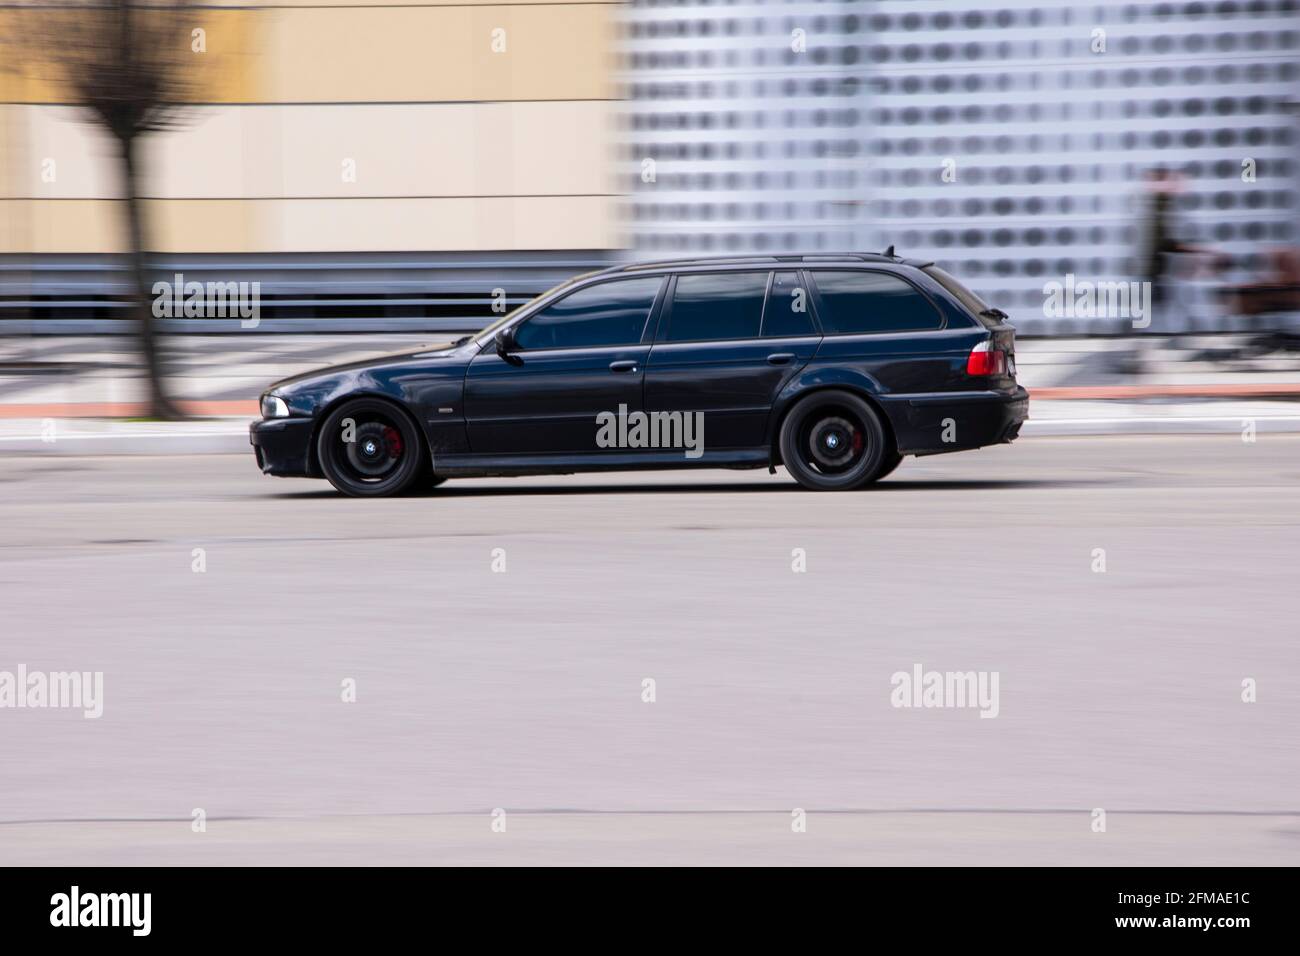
[0,0,1296,341]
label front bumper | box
[883,386,1029,455]
[249,417,316,477]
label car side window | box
[664,272,768,342]
[810,271,942,334]
[514,276,663,350]
[763,271,816,337]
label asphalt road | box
[2,435,1298,864]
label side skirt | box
[433,449,770,478]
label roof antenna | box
[883,244,896,258]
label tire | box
[316,398,426,498]
[874,451,904,482]
[778,390,892,491]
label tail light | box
[966,340,1008,377]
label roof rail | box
[618,255,782,272]
[617,252,905,272]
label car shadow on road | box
[869,478,1102,491]
[274,477,1096,499]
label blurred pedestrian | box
[1118,168,1210,375]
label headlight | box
[261,395,289,418]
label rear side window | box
[763,272,816,337]
[665,272,768,342]
[515,276,662,350]
[922,265,997,327]
[810,271,942,334]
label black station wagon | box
[251,252,1029,496]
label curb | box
[0,429,253,455]
[1030,383,1300,400]
[1022,416,1300,436]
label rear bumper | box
[882,386,1029,455]
[249,417,316,477]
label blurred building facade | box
[1,0,1297,335]
[859,0,1299,333]
[618,0,877,254]
[621,0,1299,334]
[0,0,619,332]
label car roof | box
[599,252,935,276]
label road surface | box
[1,435,1297,864]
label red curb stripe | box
[0,400,258,419]
[1032,384,1300,400]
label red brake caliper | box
[382,426,403,459]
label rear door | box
[644,270,820,451]
[806,269,971,393]
[464,275,665,454]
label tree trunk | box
[119,135,183,420]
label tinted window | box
[665,272,768,342]
[811,271,941,334]
[514,277,662,350]
[923,265,995,327]
[763,271,816,337]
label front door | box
[464,275,665,455]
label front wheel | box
[779,390,892,491]
[316,398,426,497]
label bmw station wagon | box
[251,252,1029,497]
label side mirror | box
[494,328,523,365]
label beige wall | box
[264,6,613,104]
[2,196,613,253]
[6,102,613,201]
[0,3,617,254]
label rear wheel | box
[779,390,892,491]
[875,451,904,482]
[317,398,426,497]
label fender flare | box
[766,368,896,457]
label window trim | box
[806,268,947,336]
[655,269,775,344]
[509,275,668,353]
[760,269,821,338]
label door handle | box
[609,360,639,372]
[766,352,795,365]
